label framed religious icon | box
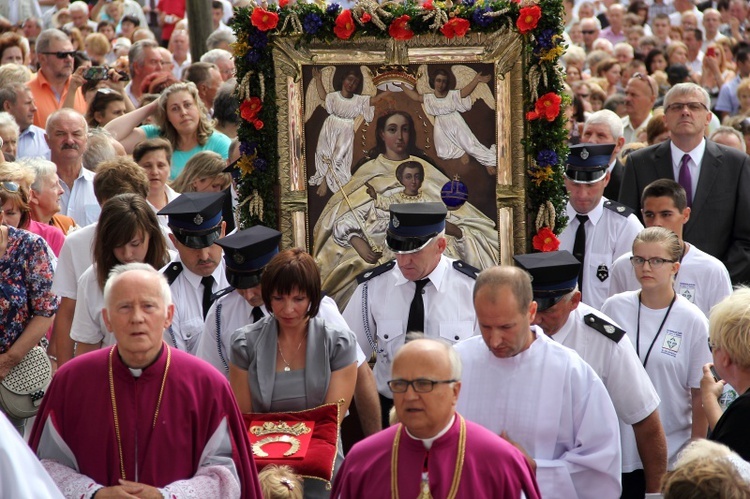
[231,4,568,309]
[275,34,525,305]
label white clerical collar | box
[405,414,456,450]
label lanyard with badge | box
[636,292,677,368]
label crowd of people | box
[2,0,750,497]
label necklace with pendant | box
[278,334,306,372]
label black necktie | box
[252,306,264,323]
[572,215,589,291]
[201,276,215,320]
[406,279,430,333]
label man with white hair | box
[710,126,747,153]
[581,17,602,53]
[29,29,87,128]
[0,83,51,160]
[30,263,264,498]
[46,108,99,226]
[614,42,634,66]
[622,72,657,144]
[125,39,163,107]
[200,48,235,82]
[0,112,19,160]
[169,29,190,81]
[62,1,97,32]
[583,109,627,200]
[702,9,727,50]
[602,4,627,44]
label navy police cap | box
[158,192,225,249]
[215,226,281,289]
[386,202,447,254]
[565,143,616,184]
[514,250,581,312]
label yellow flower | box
[238,155,256,176]
[528,166,553,186]
[231,41,250,57]
[540,45,565,62]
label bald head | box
[474,265,533,313]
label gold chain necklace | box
[277,334,306,372]
[109,345,172,480]
[390,415,467,499]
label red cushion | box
[243,402,340,485]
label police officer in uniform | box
[558,143,644,309]
[158,192,229,354]
[197,226,384,436]
[342,202,479,426]
[516,250,667,498]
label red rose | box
[240,97,262,121]
[423,0,435,10]
[517,5,542,34]
[361,12,372,22]
[279,0,289,7]
[528,92,561,122]
[389,15,414,41]
[253,119,264,130]
[251,7,279,32]
[334,9,356,39]
[441,17,470,38]
[532,227,560,252]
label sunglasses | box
[581,30,596,35]
[1,181,20,193]
[41,51,76,59]
[96,87,117,95]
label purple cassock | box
[29,345,263,498]
[332,414,541,498]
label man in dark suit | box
[619,82,750,284]
[582,109,626,201]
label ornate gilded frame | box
[274,31,528,270]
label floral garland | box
[232,0,567,251]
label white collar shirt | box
[670,138,705,205]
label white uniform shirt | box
[59,167,100,227]
[609,244,732,318]
[51,223,97,300]
[342,255,477,397]
[559,198,644,310]
[162,257,229,354]
[455,329,622,499]
[197,294,366,376]
[553,303,660,426]
[602,291,712,469]
[70,264,115,348]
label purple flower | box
[246,50,261,64]
[326,3,340,15]
[536,149,559,167]
[254,158,268,172]
[240,141,257,156]
[535,29,556,51]
[472,6,493,28]
[248,29,268,49]
[303,13,324,35]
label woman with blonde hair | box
[83,32,110,66]
[602,227,712,470]
[105,81,231,179]
[170,150,230,193]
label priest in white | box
[455,265,622,499]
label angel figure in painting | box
[305,66,389,196]
[396,65,498,175]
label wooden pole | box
[186,0,212,62]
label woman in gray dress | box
[229,248,357,498]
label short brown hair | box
[261,248,322,318]
[93,157,149,204]
[133,137,173,164]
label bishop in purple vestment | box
[29,263,262,498]
[332,338,540,498]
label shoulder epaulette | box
[162,262,183,286]
[603,199,635,218]
[356,260,396,284]
[583,313,626,343]
[453,260,480,280]
[211,285,235,301]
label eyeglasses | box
[631,72,655,97]
[630,256,676,268]
[387,378,457,393]
[0,181,20,193]
[665,101,708,113]
[41,51,77,59]
[581,30,596,35]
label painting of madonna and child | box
[303,63,501,306]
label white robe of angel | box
[423,90,497,167]
[308,92,374,193]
